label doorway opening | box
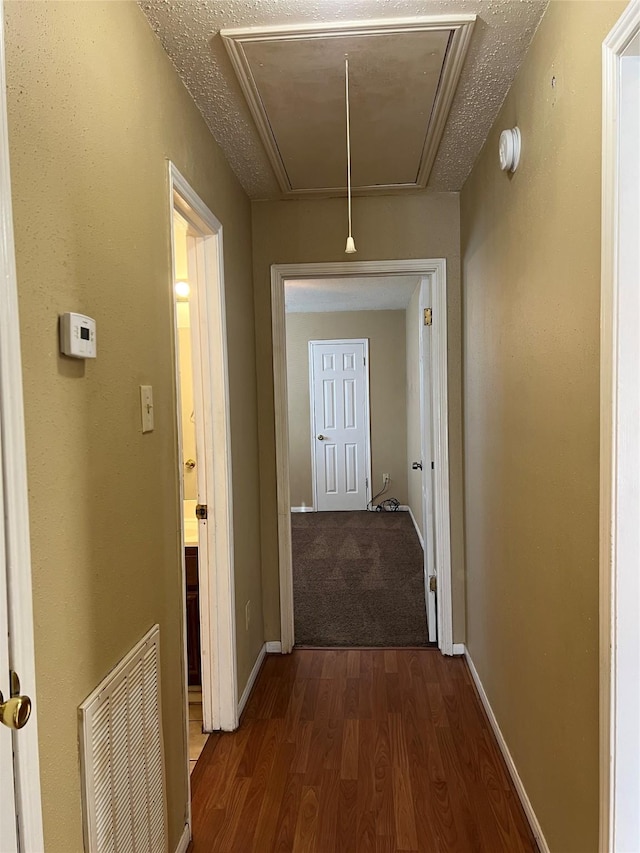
[172,209,208,771]
[169,165,237,806]
[275,261,453,654]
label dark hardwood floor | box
[188,649,539,852]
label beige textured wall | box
[5,3,263,851]
[286,311,408,508]
[405,284,423,536]
[460,2,626,850]
[252,193,464,643]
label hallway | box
[188,649,538,852]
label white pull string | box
[345,57,356,253]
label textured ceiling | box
[139,0,548,199]
[285,276,421,313]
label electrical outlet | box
[245,600,251,631]
[383,473,390,486]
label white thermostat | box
[499,127,522,172]
[60,312,96,359]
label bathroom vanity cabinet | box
[185,546,201,686]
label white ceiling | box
[139,0,548,199]
[285,276,421,313]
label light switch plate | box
[140,385,154,433]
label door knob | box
[0,672,31,730]
[412,461,423,470]
[184,458,196,470]
[317,435,325,441]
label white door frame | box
[272,259,453,655]
[309,338,372,512]
[169,166,238,746]
[599,3,640,851]
[0,0,44,846]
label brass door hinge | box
[429,575,437,593]
[195,504,208,520]
[424,308,433,326]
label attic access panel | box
[221,17,475,197]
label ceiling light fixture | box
[344,57,356,254]
[174,280,190,299]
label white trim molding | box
[451,643,465,656]
[600,5,640,851]
[266,641,283,654]
[464,649,550,853]
[238,644,267,717]
[174,824,191,853]
[271,259,454,656]
[291,506,315,513]
[0,0,44,846]
[170,164,238,735]
[429,266,454,655]
[402,505,425,550]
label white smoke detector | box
[499,127,521,172]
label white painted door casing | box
[271,259,453,656]
[170,165,239,850]
[600,6,640,851]
[0,0,44,846]
[310,339,370,512]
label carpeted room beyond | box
[291,510,430,646]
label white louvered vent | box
[79,625,167,853]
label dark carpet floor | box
[291,510,430,646]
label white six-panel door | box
[310,340,370,512]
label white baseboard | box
[452,643,465,656]
[403,504,425,549]
[174,824,190,853]
[291,506,315,513]
[464,649,550,853]
[238,643,266,717]
[364,504,424,548]
[266,641,282,653]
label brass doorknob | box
[0,671,31,730]
[184,458,196,470]
[0,690,31,730]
